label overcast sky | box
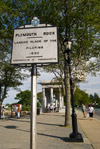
[3,70,100,105]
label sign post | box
[11,25,58,65]
[11,17,58,149]
[30,64,37,149]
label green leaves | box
[0,0,100,104]
[15,90,31,106]
[15,90,42,108]
[74,87,90,106]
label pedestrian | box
[46,105,49,113]
[82,104,86,118]
[2,106,5,119]
[50,104,53,112]
[17,106,21,118]
[54,105,56,112]
[15,106,18,118]
[88,105,95,118]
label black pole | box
[67,50,83,142]
[0,85,2,119]
[64,54,67,126]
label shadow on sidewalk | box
[37,132,68,142]
[37,132,83,143]
[37,122,62,127]
[0,124,30,133]
[5,117,30,123]
[4,125,29,132]
[5,125,18,129]
[41,113,64,117]
[78,118,90,121]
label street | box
[94,108,100,121]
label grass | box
[60,125,72,128]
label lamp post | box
[63,38,83,142]
[0,85,2,119]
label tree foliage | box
[74,88,90,106]
[0,0,31,104]
[1,0,100,94]
[37,92,42,105]
[0,40,28,104]
[89,93,100,105]
[34,0,100,126]
[15,90,31,106]
[94,93,100,104]
[74,89,100,106]
[15,90,42,109]
[89,94,94,103]
[1,0,100,123]
[0,0,100,86]
[36,0,100,102]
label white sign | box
[11,26,58,64]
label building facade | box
[40,81,64,112]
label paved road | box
[94,108,100,121]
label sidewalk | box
[0,111,94,149]
[37,112,92,149]
[77,110,100,149]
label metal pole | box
[0,85,2,119]
[67,50,83,142]
[30,64,37,149]
[64,54,67,126]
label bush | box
[21,102,41,111]
[97,104,100,108]
[37,102,41,108]
[22,105,31,111]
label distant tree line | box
[89,93,100,107]
[74,88,100,107]
[9,89,100,111]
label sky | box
[3,70,100,105]
[3,69,55,104]
[80,73,100,96]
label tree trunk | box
[64,56,71,126]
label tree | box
[89,93,100,106]
[0,0,31,117]
[15,90,42,110]
[15,90,31,111]
[36,0,100,126]
[89,94,94,103]
[0,35,28,117]
[15,90,31,106]
[74,88,90,106]
[93,93,100,104]
[37,92,42,105]
[0,57,27,118]
[1,0,100,126]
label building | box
[40,81,64,112]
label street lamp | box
[0,84,2,119]
[63,38,83,142]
